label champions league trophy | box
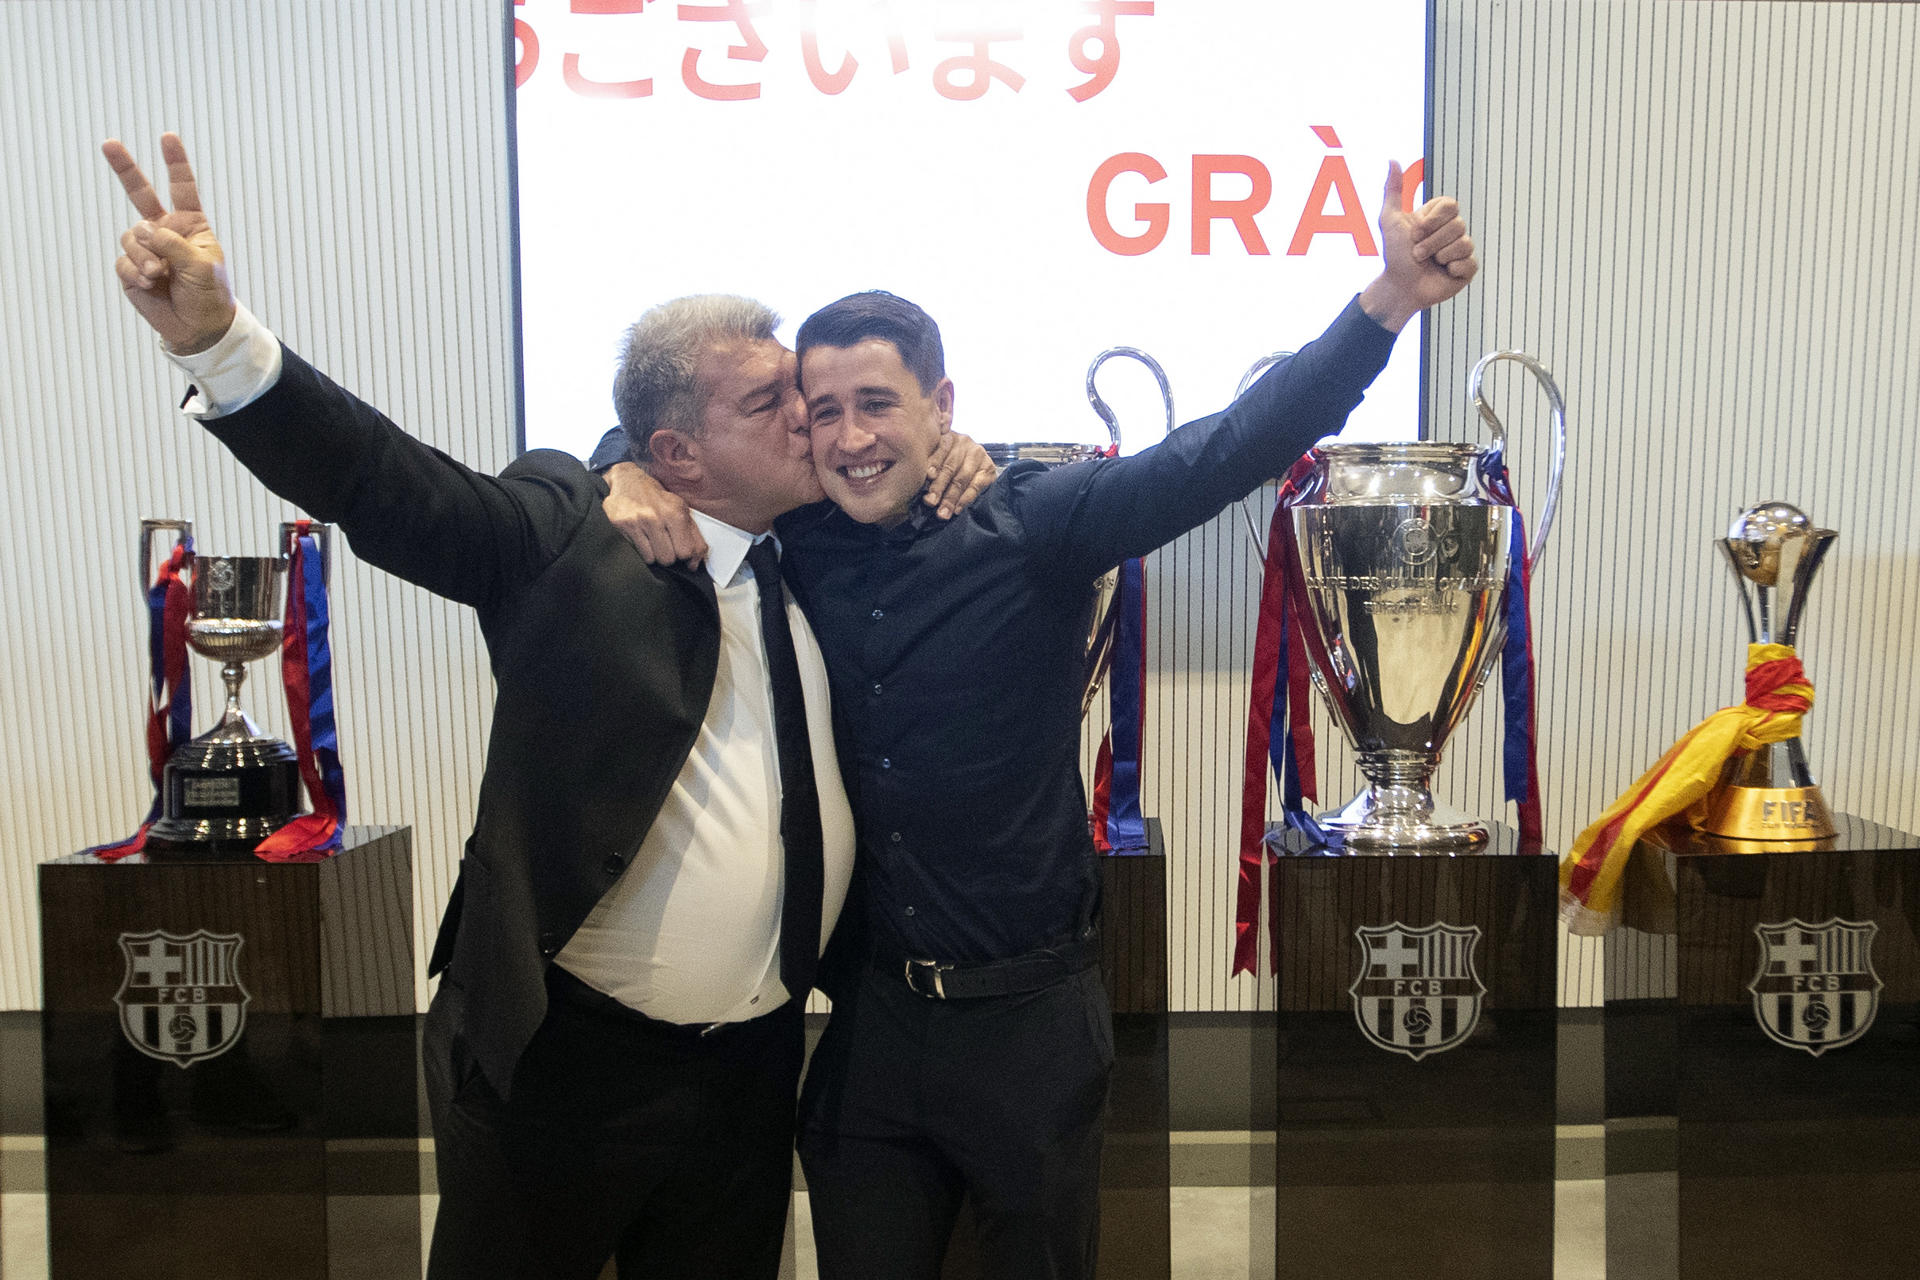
[1284,352,1566,849]
[985,347,1174,716]
[1700,501,1838,843]
[140,518,327,856]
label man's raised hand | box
[1359,161,1479,333]
[103,133,236,355]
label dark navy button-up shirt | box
[774,298,1397,964]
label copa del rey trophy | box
[1265,352,1567,851]
[89,519,345,862]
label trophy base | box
[1320,785,1490,851]
[144,818,296,862]
[1344,818,1491,852]
[1700,784,1837,843]
[147,732,304,861]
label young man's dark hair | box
[795,290,946,394]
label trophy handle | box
[1085,346,1173,456]
[140,517,194,592]
[1468,351,1567,567]
[1079,349,1171,715]
[1233,352,1294,562]
[1235,351,1293,399]
[280,521,333,587]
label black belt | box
[878,931,1100,1000]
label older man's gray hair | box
[612,294,781,462]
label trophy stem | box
[223,660,247,714]
[210,660,263,739]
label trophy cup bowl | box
[1700,501,1838,844]
[141,521,308,859]
[986,346,1173,718]
[1284,351,1567,850]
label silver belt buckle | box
[904,958,951,999]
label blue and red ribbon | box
[87,537,194,860]
[254,523,348,861]
[1234,452,1323,974]
[1484,458,1545,852]
[1091,557,1150,853]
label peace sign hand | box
[102,133,236,355]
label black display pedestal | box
[940,818,1170,1280]
[1095,818,1171,1280]
[39,825,418,1280]
[1268,824,1558,1280]
[1603,814,1920,1280]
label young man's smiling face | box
[802,337,954,527]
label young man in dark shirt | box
[599,165,1477,1279]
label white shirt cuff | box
[165,303,283,418]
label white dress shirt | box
[554,513,853,1023]
[168,310,856,1025]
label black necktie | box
[745,538,825,1000]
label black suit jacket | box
[207,349,723,1095]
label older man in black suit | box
[101,133,989,1280]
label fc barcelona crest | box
[115,930,250,1068]
[1750,918,1881,1057]
[1349,922,1485,1061]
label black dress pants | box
[797,964,1115,1280]
[424,970,804,1280]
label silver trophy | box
[1284,352,1567,849]
[140,519,328,856]
[1699,501,1838,843]
[985,347,1174,716]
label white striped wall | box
[1421,0,1920,1004]
[3,1,1915,1015]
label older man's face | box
[689,337,823,526]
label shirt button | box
[880,758,892,770]
[904,906,916,917]
[889,831,902,844]
[870,608,885,620]
[870,682,883,696]
[602,854,624,875]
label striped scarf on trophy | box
[1560,643,1814,935]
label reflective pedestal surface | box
[1268,824,1558,1280]
[38,826,417,1280]
[1604,814,1920,1280]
